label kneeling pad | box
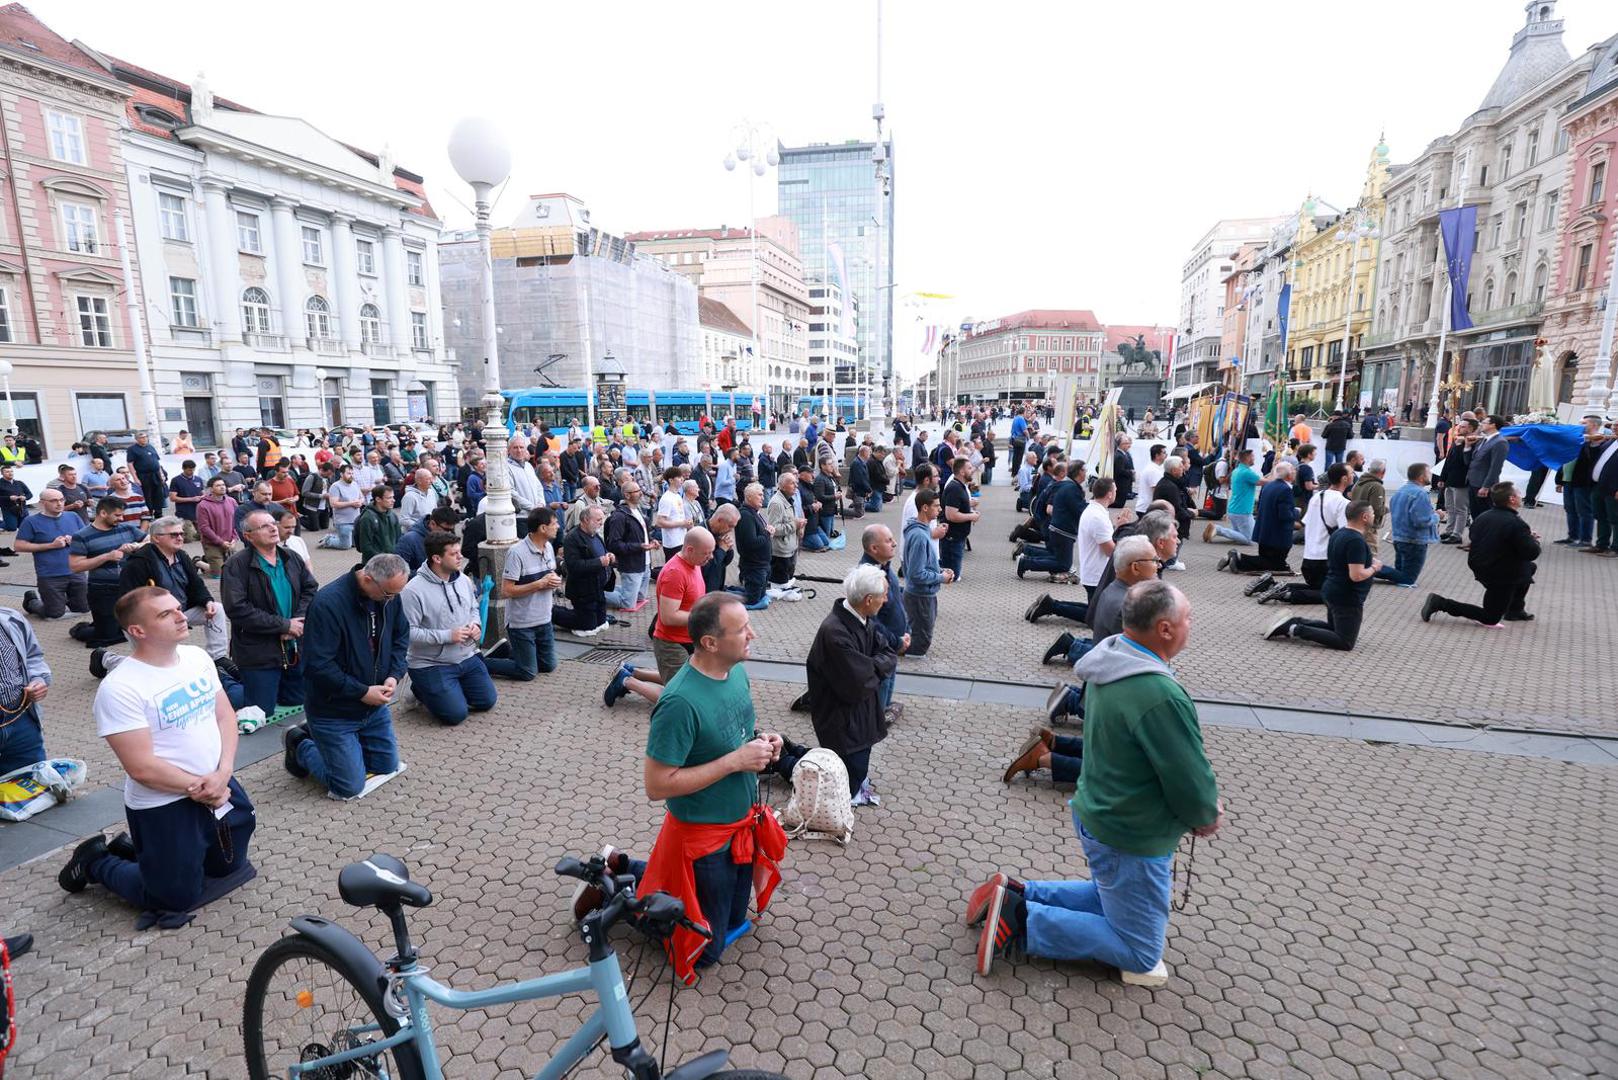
[134,861,258,930]
[326,762,409,802]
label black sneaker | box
[1503,611,1535,622]
[975,885,1027,975]
[1215,552,1234,572]
[214,655,242,681]
[89,647,110,680]
[283,724,311,779]
[1242,572,1275,597]
[1263,614,1298,641]
[571,845,632,923]
[21,589,38,615]
[1420,594,1440,623]
[57,835,108,894]
[107,832,137,862]
[1042,632,1075,666]
[3,933,32,960]
[1025,593,1054,623]
[1255,583,1290,604]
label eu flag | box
[1439,206,1477,331]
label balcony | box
[309,336,347,356]
[360,339,397,359]
[1363,329,1395,348]
[1464,299,1544,332]
[244,332,290,352]
[169,324,212,346]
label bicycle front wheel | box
[243,934,427,1080]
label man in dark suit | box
[1231,462,1297,577]
[1464,414,1510,528]
[1152,456,1195,555]
[1421,482,1539,627]
[1112,434,1136,509]
[1590,417,1618,557]
[563,504,614,635]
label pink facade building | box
[1542,35,1618,407]
[0,4,142,452]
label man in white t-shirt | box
[1135,443,1167,513]
[1075,477,1118,604]
[655,472,695,558]
[57,585,255,917]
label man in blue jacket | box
[901,490,953,656]
[1228,462,1296,580]
[283,553,411,799]
[859,523,909,718]
[1374,463,1440,586]
[1018,462,1084,579]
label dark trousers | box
[1524,466,1549,504]
[137,472,166,517]
[1564,486,1593,544]
[1469,490,1490,522]
[556,597,604,632]
[740,562,769,605]
[486,622,556,681]
[1019,533,1073,576]
[1431,581,1531,625]
[25,574,88,619]
[769,553,797,586]
[90,778,255,912]
[86,580,126,645]
[0,707,46,775]
[1233,545,1292,573]
[1049,598,1088,623]
[840,747,872,796]
[1011,519,1045,543]
[901,591,936,656]
[1290,602,1364,651]
[691,841,755,967]
[939,537,965,580]
[1051,734,1083,784]
[238,663,305,716]
[1279,558,1328,605]
[408,656,498,726]
[1010,439,1025,478]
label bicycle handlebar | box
[555,853,707,941]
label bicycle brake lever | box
[677,916,713,941]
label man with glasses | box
[17,489,89,620]
[89,516,227,678]
[604,479,657,612]
[282,553,410,799]
[221,509,318,716]
[1035,535,1163,717]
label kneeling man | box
[400,532,497,725]
[57,586,255,919]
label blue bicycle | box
[242,851,787,1080]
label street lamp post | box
[723,121,778,422]
[1584,231,1618,413]
[1332,211,1380,411]
[448,116,518,628]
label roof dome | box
[1478,1,1570,111]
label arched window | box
[1482,279,1495,312]
[1532,262,1548,303]
[241,287,271,334]
[359,303,382,345]
[1558,352,1578,405]
[305,295,331,340]
[1504,272,1518,307]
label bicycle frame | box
[285,948,640,1080]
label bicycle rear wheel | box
[243,935,426,1080]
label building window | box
[45,109,86,165]
[1499,144,1512,181]
[158,192,189,241]
[355,239,376,275]
[1513,201,1528,239]
[169,277,199,328]
[1590,162,1607,206]
[1532,263,1548,302]
[1574,244,1593,291]
[358,303,382,344]
[301,226,324,265]
[305,295,332,340]
[0,286,10,343]
[1504,272,1517,307]
[407,250,424,286]
[242,287,272,334]
[1556,126,1570,154]
[1542,191,1559,231]
[61,200,99,253]
[1489,215,1502,249]
[76,393,128,433]
[411,311,428,350]
[371,379,392,425]
[76,295,112,347]
[237,211,262,253]
[257,375,286,429]
[1525,127,1540,167]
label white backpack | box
[779,748,854,845]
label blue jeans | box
[91,778,255,912]
[1024,813,1173,973]
[319,522,354,549]
[1565,486,1594,544]
[878,670,895,710]
[1213,513,1255,544]
[802,525,829,551]
[1050,735,1083,784]
[408,656,498,726]
[1324,449,1344,468]
[864,492,883,513]
[818,511,837,538]
[0,707,46,775]
[485,622,556,681]
[296,706,400,799]
[238,663,305,716]
[740,563,769,606]
[1374,541,1429,587]
[1019,534,1073,577]
[0,505,20,531]
[606,568,647,610]
[938,537,965,581]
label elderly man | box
[1039,534,1161,668]
[399,468,438,530]
[562,504,614,636]
[507,442,540,513]
[566,474,612,534]
[848,445,881,515]
[1251,462,1351,607]
[1348,458,1389,555]
[766,473,804,597]
[17,488,88,621]
[735,482,774,610]
[401,533,496,726]
[221,508,318,716]
[1112,434,1136,510]
[968,581,1221,984]
[283,554,410,799]
[807,564,899,807]
[1229,462,1297,580]
[99,515,227,671]
[1152,456,1194,556]
[858,523,909,719]
[0,604,52,775]
[703,502,738,595]
[603,477,656,612]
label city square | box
[0,0,1614,1077]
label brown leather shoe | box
[1002,736,1046,783]
[1201,522,1215,543]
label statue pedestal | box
[1112,376,1165,419]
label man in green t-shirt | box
[966,581,1222,986]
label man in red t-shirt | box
[604,527,715,708]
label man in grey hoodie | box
[400,531,497,726]
[901,489,954,656]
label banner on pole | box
[1439,206,1477,332]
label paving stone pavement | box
[4,659,1616,1078]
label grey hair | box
[1137,510,1175,542]
[776,473,796,491]
[150,515,186,534]
[860,522,893,554]
[1112,534,1156,572]
[1122,580,1184,635]
[743,481,765,501]
[843,562,889,607]
[1368,458,1386,475]
[363,553,408,582]
[1271,461,1296,481]
[709,502,740,525]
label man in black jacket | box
[560,436,587,502]
[1112,434,1136,510]
[603,481,655,612]
[806,564,898,807]
[101,515,227,670]
[221,508,318,715]
[735,482,773,608]
[1152,456,1194,558]
[1465,414,1510,525]
[1322,412,1352,468]
[283,553,410,799]
[1437,417,1475,543]
[563,504,614,635]
[1421,482,1539,627]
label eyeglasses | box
[154,531,185,539]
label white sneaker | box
[1164,560,1187,572]
[1121,960,1169,987]
[571,625,602,638]
[766,586,787,599]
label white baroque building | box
[84,55,456,443]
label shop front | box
[1458,327,1537,418]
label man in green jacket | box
[354,485,402,564]
[967,580,1221,984]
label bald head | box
[681,525,716,564]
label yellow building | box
[1285,142,1391,406]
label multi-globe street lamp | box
[723,120,777,418]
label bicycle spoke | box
[254,953,397,1079]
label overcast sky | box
[34,0,1615,380]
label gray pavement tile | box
[1194,701,1264,729]
[0,818,91,866]
[965,680,1050,708]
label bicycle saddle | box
[338,853,432,910]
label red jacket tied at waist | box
[638,804,787,984]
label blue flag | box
[1276,283,1291,360]
[1439,206,1477,331]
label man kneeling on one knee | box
[967,580,1223,986]
[401,531,497,726]
[284,554,409,798]
[58,586,256,918]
